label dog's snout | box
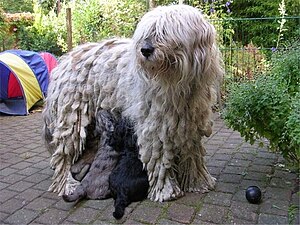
[141,43,155,58]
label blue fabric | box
[0,98,27,116]
[0,62,10,99]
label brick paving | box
[0,111,299,225]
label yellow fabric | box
[0,52,43,112]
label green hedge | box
[223,42,300,163]
[17,0,146,55]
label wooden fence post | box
[66,8,72,52]
[149,0,155,9]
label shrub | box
[223,42,300,163]
[285,93,300,159]
[224,42,268,82]
[231,0,299,48]
[1,0,34,13]
[71,0,146,44]
[0,8,14,51]
[17,0,146,55]
[18,25,65,56]
[0,11,34,51]
[271,42,300,95]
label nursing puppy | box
[62,110,120,202]
[109,117,149,220]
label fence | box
[208,16,300,107]
[210,16,299,84]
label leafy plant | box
[17,0,146,54]
[231,0,299,48]
[224,42,268,82]
[276,0,287,49]
[271,42,300,95]
[288,204,300,224]
[285,93,300,159]
[223,42,300,163]
[0,7,14,51]
[0,10,34,51]
[71,0,146,43]
[17,2,66,55]
[18,25,65,56]
[1,0,34,13]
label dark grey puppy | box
[62,110,120,202]
[109,117,149,220]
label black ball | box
[245,186,262,204]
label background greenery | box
[1,0,34,13]
[1,0,299,54]
[224,42,300,163]
[230,0,299,48]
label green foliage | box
[224,76,290,146]
[71,0,146,43]
[38,0,71,14]
[286,93,300,159]
[1,0,34,13]
[271,43,300,95]
[231,0,299,48]
[231,0,279,18]
[223,42,268,82]
[0,8,34,51]
[16,0,146,55]
[223,43,300,163]
[232,0,299,17]
[17,2,66,55]
[289,204,300,225]
[0,7,13,51]
[38,0,56,13]
[18,25,64,56]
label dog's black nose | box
[141,43,155,58]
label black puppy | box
[109,117,149,220]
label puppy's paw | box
[71,164,90,181]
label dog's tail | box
[113,192,129,220]
[62,185,86,202]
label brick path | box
[0,111,299,225]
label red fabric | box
[39,52,58,75]
[8,72,22,98]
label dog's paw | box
[64,172,81,195]
[71,164,90,181]
[148,174,184,202]
[186,176,216,193]
[70,148,97,178]
[113,209,124,220]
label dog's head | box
[132,4,223,84]
[113,117,137,153]
[95,110,116,136]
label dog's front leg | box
[178,142,216,193]
[139,134,183,202]
[147,163,184,202]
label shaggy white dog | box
[43,4,224,202]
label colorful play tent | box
[0,50,57,115]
